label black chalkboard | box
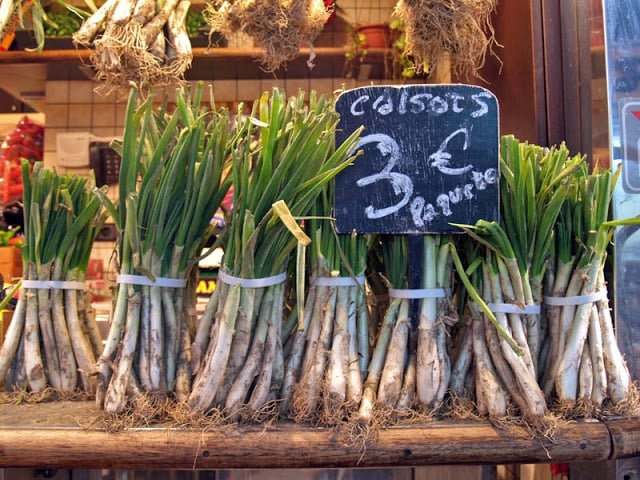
[334,85,500,234]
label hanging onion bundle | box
[204,0,331,71]
[72,0,194,90]
[392,0,498,79]
[0,162,106,395]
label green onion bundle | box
[544,165,635,413]
[188,88,362,418]
[459,135,581,423]
[284,191,372,425]
[95,83,232,414]
[356,235,412,424]
[0,161,106,394]
[355,233,455,425]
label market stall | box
[0,0,639,478]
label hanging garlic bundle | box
[392,0,498,79]
[205,0,331,71]
[72,0,194,90]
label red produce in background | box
[0,115,44,203]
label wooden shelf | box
[0,47,353,64]
[0,401,638,470]
[0,47,389,79]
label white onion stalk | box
[470,305,508,418]
[416,235,453,409]
[357,298,400,423]
[0,283,25,386]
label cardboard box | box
[0,246,23,281]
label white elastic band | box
[22,280,87,290]
[217,270,287,288]
[544,290,608,306]
[388,288,449,299]
[488,303,541,315]
[313,276,365,287]
[116,274,187,288]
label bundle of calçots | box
[0,162,107,394]
[95,83,232,414]
[352,234,457,427]
[188,89,362,418]
[283,190,372,425]
[542,161,633,413]
[459,136,637,425]
[457,136,580,424]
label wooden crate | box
[0,310,12,344]
[0,246,22,281]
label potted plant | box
[344,15,419,81]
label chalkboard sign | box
[334,85,500,234]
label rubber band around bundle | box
[217,270,287,288]
[543,290,608,306]
[488,303,541,315]
[22,280,87,290]
[116,274,187,288]
[313,275,365,287]
[388,288,449,299]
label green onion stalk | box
[464,253,510,419]
[546,166,635,413]
[95,83,233,414]
[283,188,372,425]
[456,135,581,423]
[353,232,455,425]
[415,234,456,410]
[188,88,362,418]
[0,161,106,394]
[355,235,410,425]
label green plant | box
[0,228,20,247]
[389,16,418,79]
[186,9,207,37]
[43,9,83,37]
[344,18,421,80]
[343,24,367,78]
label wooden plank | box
[0,402,612,470]
[606,416,640,459]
